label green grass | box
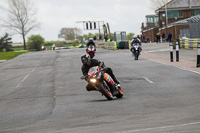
[12,47,24,51]
[0,51,28,60]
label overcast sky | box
[0,0,155,42]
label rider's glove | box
[99,62,104,68]
[85,75,89,82]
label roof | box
[146,14,158,17]
[156,0,200,12]
[168,14,200,26]
[186,14,200,23]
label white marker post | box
[197,42,200,67]
[170,42,173,62]
[176,40,179,62]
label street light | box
[165,0,169,27]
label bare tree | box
[148,0,169,11]
[0,0,39,50]
[58,28,82,40]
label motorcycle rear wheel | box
[98,81,113,100]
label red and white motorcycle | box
[86,45,96,59]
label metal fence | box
[180,28,190,38]
[189,22,200,38]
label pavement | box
[141,42,200,74]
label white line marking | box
[15,64,39,88]
[16,83,21,88]
[119,121,200,133]
[148,59,200,75]
[147,49,169,53]
[32,64,39,72]
[143,76,154,84]
[31,68,36,72]
[21,74,30,82]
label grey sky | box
[0,0,155,42]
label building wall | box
[183,10,191,18]
[146,23,156,29]
[142,27,159,42]
[143,10,192,41]
[158,10,192,27]
[159,24,189,40]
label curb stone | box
[0,60,7,63]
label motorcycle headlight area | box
[90,79,97,83]
[97,71,102,79]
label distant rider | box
[81,54,120,93]
[86,38,96,51]
[130,35,142,52]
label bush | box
[55,41,64,47]
[27,35,45,51]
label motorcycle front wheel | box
[98,81,113,100]
[134,51,139,60]
[89,52,94,59]
[116,87,123,98]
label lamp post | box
[165,0,168,27]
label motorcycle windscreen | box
[88,66,98,75]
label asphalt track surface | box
[0,43,200,133]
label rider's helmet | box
[81,54,91,65]
[133,35,137,39]
[89,38,93,42]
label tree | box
[148,0,169,11]
[87,33,94,38]
[27,35,44,51]
[127,33,135,40]
[58,28,82,40]
[0,0,39,50]
[0,33,13,52]
[77,35,83,42]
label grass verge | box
[0,51,28,60]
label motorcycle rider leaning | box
[130,35,142,52]
[81,54,120,93]
[86,38,96,51]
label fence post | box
[170,42,173,62]
[197,42,200,67]
[176,40,179,62]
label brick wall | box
[142,27,159,42]
[159,24,189,40]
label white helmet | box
[133,35,137,39]
[89,38,93,41]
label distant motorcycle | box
[81,66,123,100]
[131,43,141,60]
[86,45,96,59]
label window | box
[178,11,183,18]
[147,16,158,23]
[154,17,158,23]
[167,11,183,18]
[147,17,154,23]
[154,17,158,26]
[191,9,200,16]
